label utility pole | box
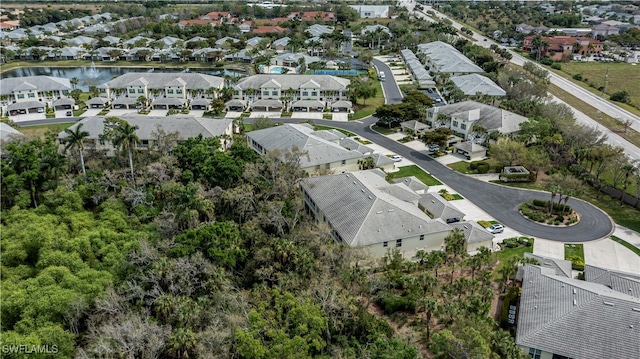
[602,67,609,98]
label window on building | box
[302,91,308,96]
[167,89,174,94]
[396,239,402,247]
[99,139,105,145]
[17,94,24,99]
[461,124,467,130]
[311,91,317,96]
[325,163,330,170]
[272,91,278,96]
[28,93,35,98]
[420,235,424,241]
[129,89,135,94]
[341,160,346,165]
[62,90,69,95]
[528,348,542,359]
[263,91,269,96]
[100,89,106,93]
[383,241,388,247]
[176,89,182,94]
[138,89,144,94]
[452,120,458,127]
[235,91,240,96]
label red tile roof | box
[252,26,287,34]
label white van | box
[378,71,385,82]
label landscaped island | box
[519,199,579,226]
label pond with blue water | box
[1,64,245,92]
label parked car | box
[391,155,402,162]
[487,223,504,234]
[428,144,440,152]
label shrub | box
[477,163,490,174]
[502,237,520,248]
[550,63,561,70]
[540,58,553,66]
[469,161,480,170]
[572,73,583,81]
[610,90,630,104]
[378,291,412,314]
[556,215,564,222]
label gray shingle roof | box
[417,41,484,74]
[8,101,45,110]
[339,137,373,154]
[152,98,187,106]
[585,265,640,299]
[331,100,352,108]
[272,37,290,47]
[0,76,71,95]
[448,221,494,245]
[391,176,429,193]
[401,120,429,131]
[516,264,640,359]
[58,114,232,141]
[102,73,223,91]
[0,123,24,142]
[300,170,451,247]
[250,99,283,108]
[450,74,506,97]
[431,100,527,134]
[524,253,573,278]
[418,193,464,222]
[53,97,75,106]
[86,97,109,105]
[453,141,487,153]
[235,74,349,92]
[246,123,363,168]
[292,99,324,108]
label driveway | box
[81,109,103,117]
[291,112,323,120]
[372,58,403,105]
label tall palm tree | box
[70,77,79,89]
[63,123,90,178]
[104,118,139,183]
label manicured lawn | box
[564,243,584,262]
[495,181,640,233]
[313,125,356,137]
[387,165,442,186]
[611,236,640,257]
[553,62,640,113]
[448,161,473,174]
[371,125,398,135]
[493,244,534,280]
[548,84,640,148]
[18,123,74,139]
[450,194,464,200]
[351,79,385,120]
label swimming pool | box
[270,66,287,74]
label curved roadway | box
[282,59,613,242]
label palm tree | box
[63,123,90,178]
[70,77,79,89]
[104,118,139,183]
[445,228,467,284]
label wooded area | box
[0,121,529,358]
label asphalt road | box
[267,49,614,242]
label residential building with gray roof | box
[246,123,367,175]
[516,263,640,359]
[449,221,494,252]
[450,74,506,97]
[426,100,528,140]
[233,74,350,111]
[418,193,465,224]
[0,76,72,107]
[417,41,484,75]
[97,73,224,108]
[58,114,234,156]
[300,169,451,258]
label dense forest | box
[0,122,527,358]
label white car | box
[487,223,504,234]
[391,155,402,162]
